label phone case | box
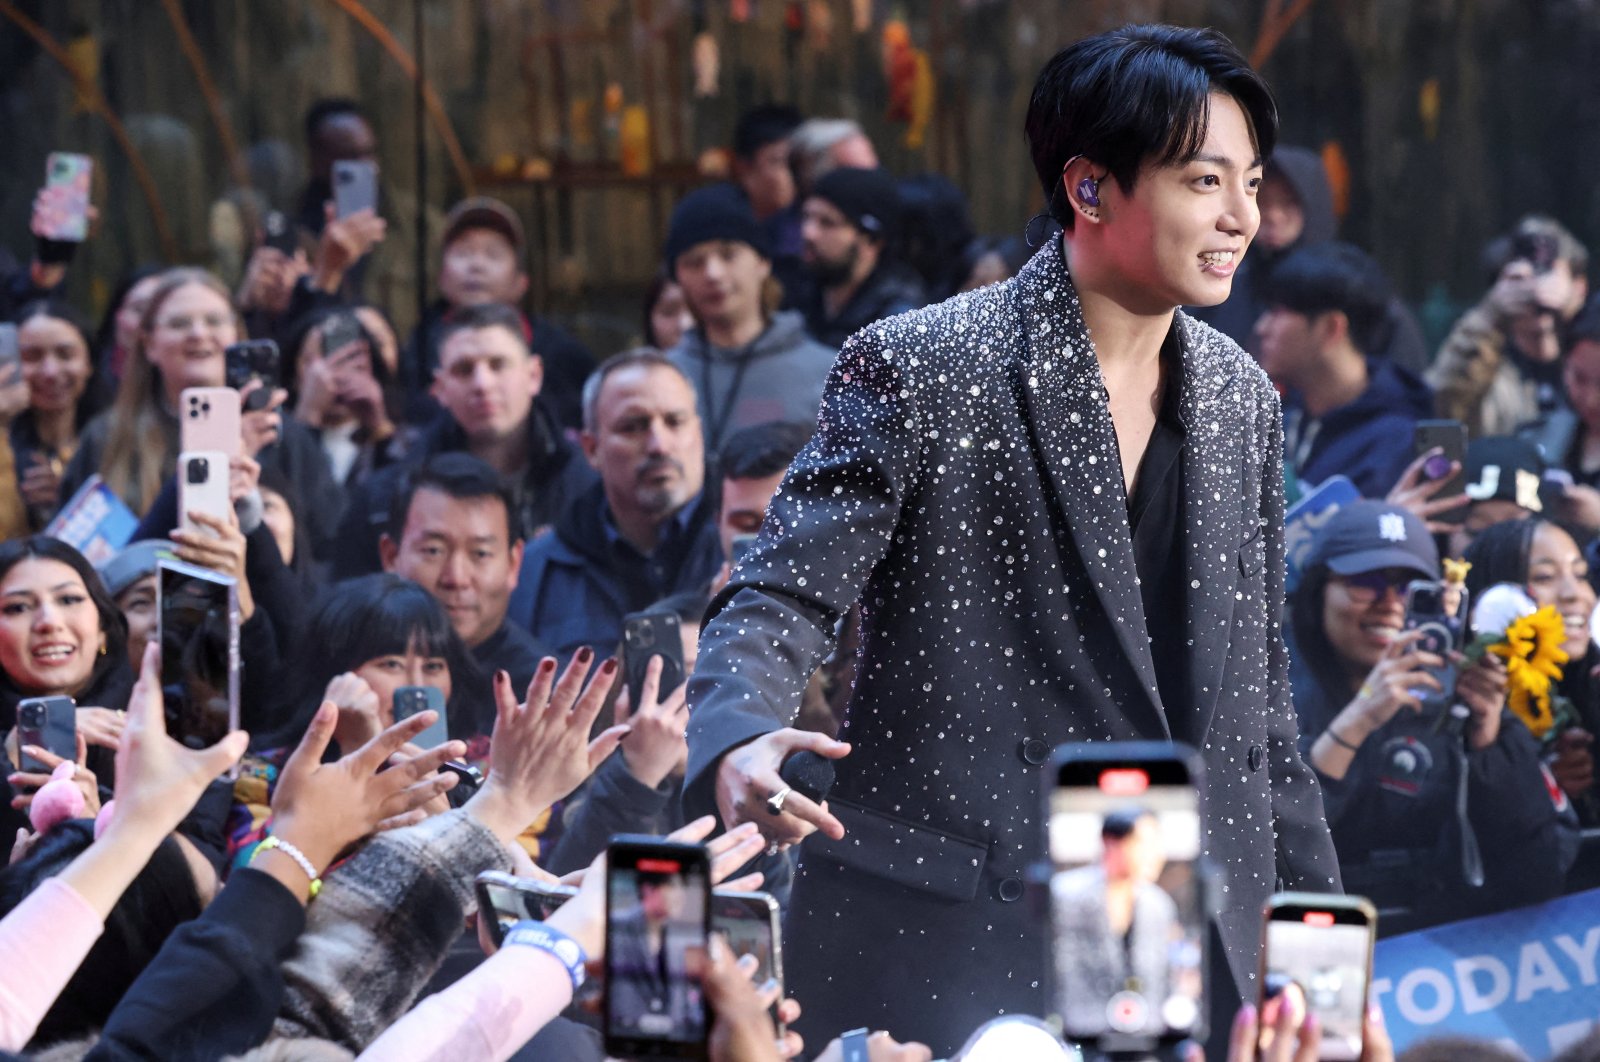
[38,153,92,242]
[622,612,685,702]
[157,559,240,773]
[332,160,378,218]
[17,696,76,773]
[180,388,242,459]
[393,686,449,749]
[178,450,232,537]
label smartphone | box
[1403,580,1462,710]
[392,685,449,749]
[711,889,784,1035]
[622,612,686,704]
[224,340,281,412]
[157,559,240,764]
[605,836,712,1058]
[177,451,232,538]
[1412,420,1467,525]
[1259,894,1377,1062]
[261,209,298,255]
[320,312,365,358]
[332,160,379,219]
[16,695,76,774]
[475,871,578,948]
[37,153,93,242]
[1046,743,1207,1048]
[180,387,242,460]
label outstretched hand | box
[466,651,628,845]
[269,702,466,874]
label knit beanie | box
[663,185,771,268]
[810,167,901,240]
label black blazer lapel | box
[1014,242,1169,738]
[1176,314,1246,743]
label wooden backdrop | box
[2,0,1598,353]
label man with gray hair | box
[510,349,723,657]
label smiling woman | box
[0,536,129,716]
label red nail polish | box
[601,658,618,674]
[577,646,593,663]
[538,658,555,674]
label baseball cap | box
[96,540,176,599]
[443,196,526,255]
[1462,435,1545,513]
[1303,500,1438,578]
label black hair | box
[281,304,400,422]
[718,420,811,481]
[1288,561,1353,704]
[304,97,368,145]
[389,451,521,545]
[436,302,531,364]
[1101,807,1152,840]
[1024,24,1277,230]
[12,298,112,431]
[1567,291,1600,352]
[90,265,163,364]
[265,573,484,750]
[732,104,804,160]
[0,820,202,1046]
[897,172,975,301]
[0,536,128,703]
[642,269,680,349]
[1260,242,1393,354]
[257,463,316,581]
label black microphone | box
[778,750,836,804]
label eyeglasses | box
[1334,569,1415,602]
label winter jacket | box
[510,481,723,659]
[1284,360,1434,498]
[1428,299,1563,439]
[86,868,305,1062]
[273,808,514,1052]
[801,260,928,350]
[666,311,837,452]
[329,402,596,581]
[1292,670,1579,933]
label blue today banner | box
[1373,888,1600,1059]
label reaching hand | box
[617,655,690,788]
[107,643,249,843]
[314,206,386,292]
[173,506,255,622]
[8,735,98,818]
[466,652,628,845]
[1385,448,1468,534]
[321,671,384,752]
[18,452,62,511]
[269,702,466,873]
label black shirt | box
[1127,326,1192,739]
[473,621,555,701]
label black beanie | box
[664,185,772,268]
[810,167,901,240]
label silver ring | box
[764,786,793,816]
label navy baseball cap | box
[1304,500,1438,578]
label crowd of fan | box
[0,92,1594,1061]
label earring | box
[99,643,107,656]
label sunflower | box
[1489,606,1569,739]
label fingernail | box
[1304,1012,1320,1033]
[576,646,593,663]
[537,658,555,674]
[1369,1005,1384,1025]
[1236,1003,1256,1027]
[601,659,618,675]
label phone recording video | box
[622,611,686,703]
[224,340,281,411]
[16,696,75,774]
[605,838,711,1058]
[711,890,785,1034]
[474,871,578,949]
[1260,895,1377,1062]
[158,559,239,760]
[392,685,449,749]
[1048,744,1206,1045]
[1403,579,1465,710]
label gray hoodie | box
[666,309,837,451]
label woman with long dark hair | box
[1464,516,1600,824]
[1289,501,1574,932]
[9,299,111,527]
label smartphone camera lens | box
[20,705,41,727]
[186,456,209,484]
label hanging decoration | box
[882,19,933,149]
[692,31,720,97]
[1419,77,1441,141]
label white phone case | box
[177,450,232,538]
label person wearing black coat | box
[684,26,1340,1054]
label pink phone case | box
[38,154,92,242]
[178,451,232,537]
[180,388,241,460]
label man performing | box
[685,23,1340,1054]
